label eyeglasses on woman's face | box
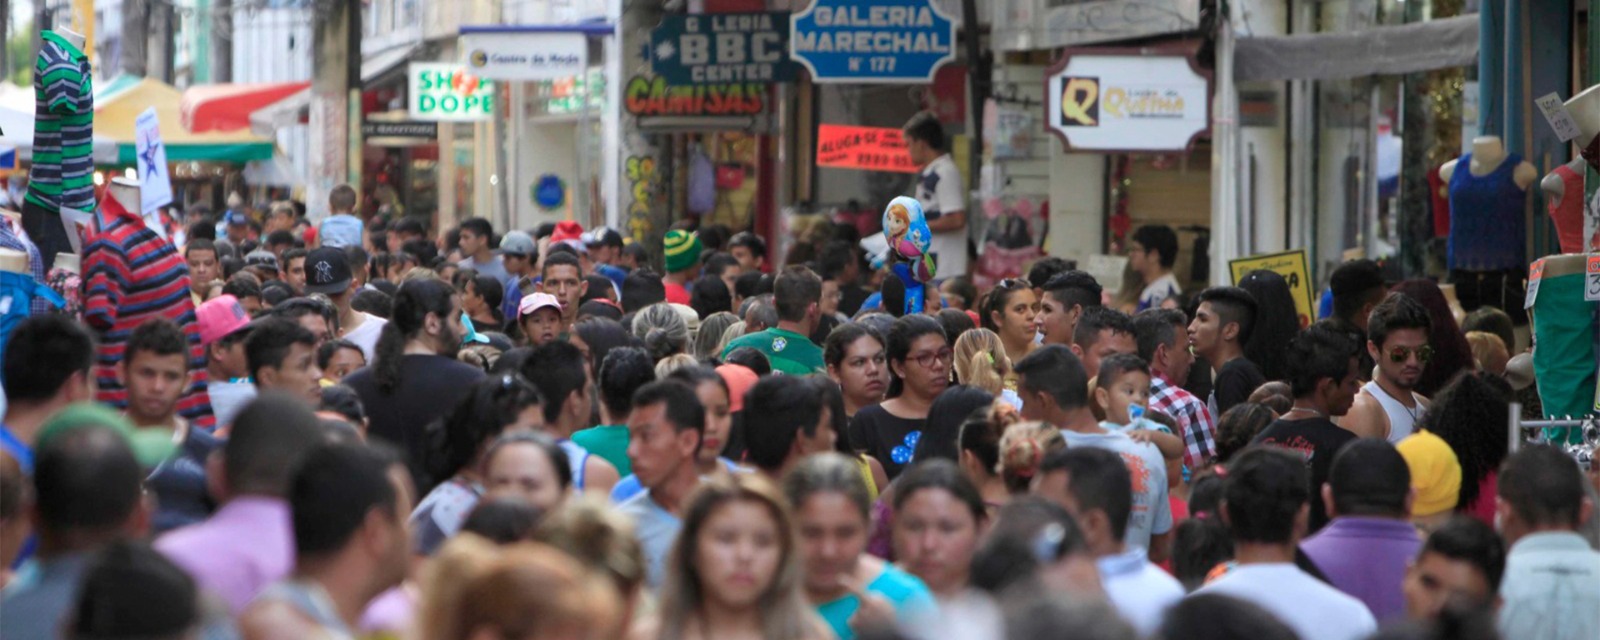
[909,348,954,369]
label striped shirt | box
[84,196,214,429]
[25,31,95,214]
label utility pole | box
[32,0,48,71]
[121,0,148,77]
[308,0,362,221]
[148,0,175,83]
[1,0,11,82]
[212,0,232,83]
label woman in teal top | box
[783,453,938,639]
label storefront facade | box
[988,0,1208,292]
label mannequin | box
[1569,85,1600,172]
[1442,135,1536,327]
[1530,253,1594,438]
[1543,158,1588,254]
[0,247,25,274]
[83,175,214,428]
[1439,136,1538,188]
[55,28,85,51]
[24,28,96,271]
[110,177,140,213]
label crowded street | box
[0,0,1598,639]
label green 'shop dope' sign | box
[409,63,496,122]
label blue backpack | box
[0,271,65,383]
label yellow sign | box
[71,0,94,61]
[1059,77,1098,126]
[1229,249,1315,329]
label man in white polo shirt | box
[904,112,967,278]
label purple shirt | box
[155,497,294,615]
[1300,516,1422,621]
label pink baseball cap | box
[716,364,760,413]
[197,295,254,347]
[518,292,562,320]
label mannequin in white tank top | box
[1344,295,1432,442]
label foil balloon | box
[876,196,936,315]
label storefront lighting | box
[490,175,499,186]
[93,172,104,186]
[124,168,137,181]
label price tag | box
[1586,256,1600,302]
[1535,93,1583,142]
[1525,259,1545,309]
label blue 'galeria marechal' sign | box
[789,0,957,84]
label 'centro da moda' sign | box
[790,0,956,84]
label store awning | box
[180,82,311,133]
[95,76,275,164]
[95,74,145,103]
[249,43,421,137]
[1235,15,1479,83]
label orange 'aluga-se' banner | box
[815,124,918,173]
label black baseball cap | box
[584,226,625,249]
[304,247,353,295]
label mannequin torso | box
[109,178,140,213]
[0,248,26,274]
[1439,137,1538,189]
[1570,85,1600,172]
[1568,85,1600,148]
[1542,158,1587,254]
[52,253,79,274]
[54,29,85,51]
[1443,136,1535,272]
[1542,158,1585,203]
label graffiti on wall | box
[626,155,659,243]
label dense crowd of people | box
[0,184,1598,640]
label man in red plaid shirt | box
[1135,309,1216,468]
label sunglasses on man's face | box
[1387,345,1434,364]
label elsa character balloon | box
[872,196,936,315]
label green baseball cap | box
[37,403,179,468]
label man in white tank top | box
[1344,294,1432,442]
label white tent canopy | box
[0,82,119,164]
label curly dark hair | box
[1214,403,1277,464]
[1419,371,1513,510]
